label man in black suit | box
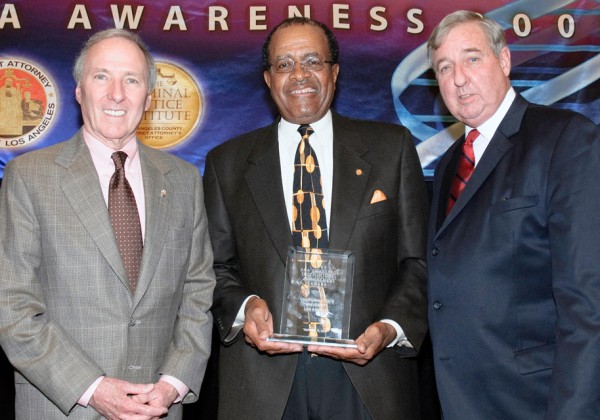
[203,17,431,420]
[427,10,600,419]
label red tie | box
[446,129,479,215]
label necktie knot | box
[465,129,480,146]
[111,151,128,172]
[298,124,314,140]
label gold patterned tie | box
[109,151,143,293]
[291,124,329,249]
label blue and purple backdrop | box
[0,0,598,178]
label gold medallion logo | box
[137,61,203,149]
[0,59,58,148]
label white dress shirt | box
[470,87,516,166]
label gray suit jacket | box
[0,131,215,419]
[204,112,429,419]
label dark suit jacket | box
[0,132,215,419]
[203,112,430,419]
[427,94,600,419]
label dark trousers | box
[282,350,372,420]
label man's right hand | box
[88,377,168,420]
[243,297,303,355]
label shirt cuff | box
[78,376,104,407]
[380,319,413,348]
[159,375,189,404]
[225,294,259,342]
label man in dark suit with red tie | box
[426,10,600,419]
[203,17,433,420]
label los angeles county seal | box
[0,59,58,148]
[137,61,203,149]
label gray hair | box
[427,10,507,69]
[73,28,156,93]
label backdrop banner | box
[0,0,598,178]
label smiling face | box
[432,21,511,128]
[75,36,151,150]
[263,23,339,125]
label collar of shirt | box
[82,129,146,239]
[278,111,334,231]
[468,87,516,166]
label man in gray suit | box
[0,29,215,419]
[204,17,431,419]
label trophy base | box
[267,333,358,348]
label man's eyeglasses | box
[270,56,335,73]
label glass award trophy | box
[269,247,356,348]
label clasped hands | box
[243,297,396,365]
[89,376,179,420]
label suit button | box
[432,247,439,256]
[433,301,442,310]
[129,320,140,327]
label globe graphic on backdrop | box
[391,0,600,177]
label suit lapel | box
[58,132,130,290]
[436,95,529,237]
[134,144,172,304]
[433,139,461,231]
[328,114,371,250]
[245,122,293,265]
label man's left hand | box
[132,381,179,415]
[306,321,396,366]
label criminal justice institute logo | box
[0,59,58,148]
[137,61,203,149]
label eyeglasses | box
[270,55,335,73]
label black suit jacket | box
[203,112,430,419]
[428,94,600,419]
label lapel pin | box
[355,169,363,176]
[161,190,167,197]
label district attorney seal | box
[0,59,58,148]
[137,61,203,149]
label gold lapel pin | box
[161,190,167,197]
[356,169,363,176]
